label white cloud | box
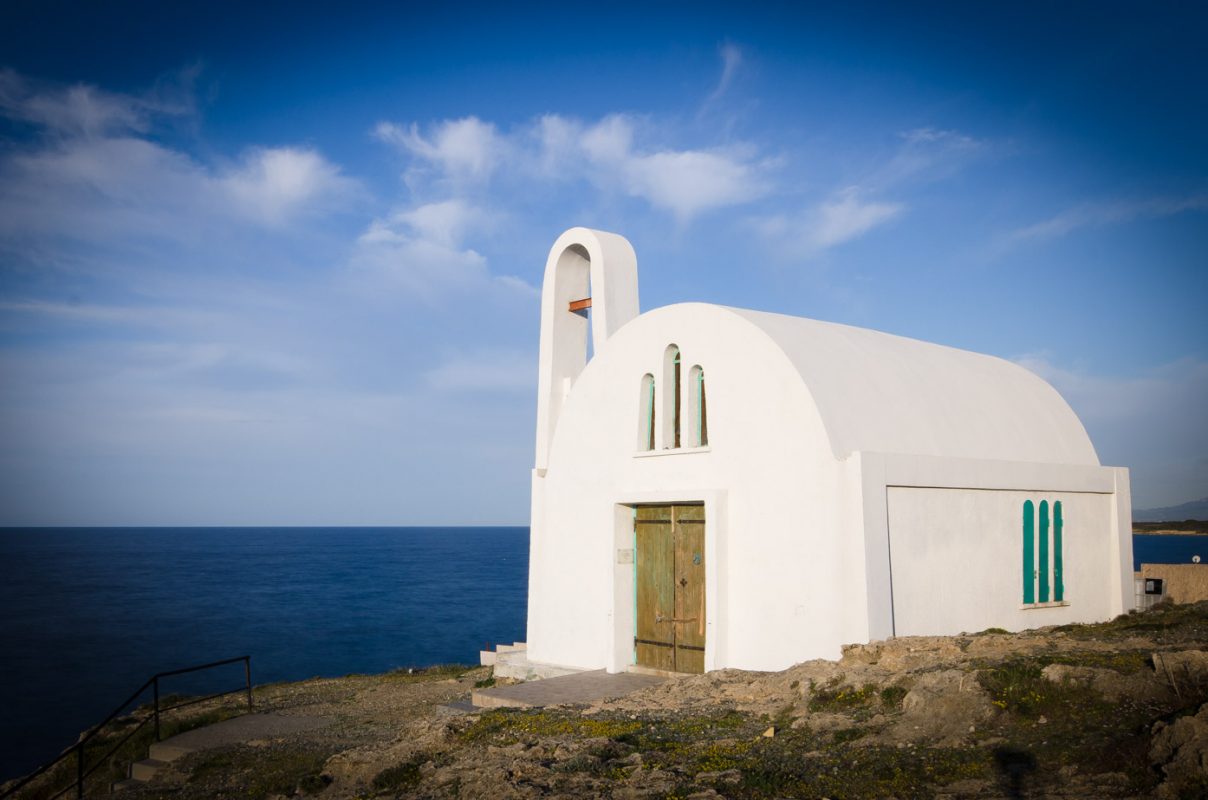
[541,113,768,222]
[1005,194,1208,246]
[375,116,502,182]
[579,114,635,163]
[1015,354,1208,507]
[0,72,358,246]
[0,68,149,136]
[350,200,491,297]
[758,187,903,256]
[807,188,903,248]
[217,147,356,226]
[393,199,481,247]
[376,111,769,223]
[709,43,743,103]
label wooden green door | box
[635,504,706,673]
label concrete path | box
[472,670,664,709]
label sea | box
[2,528,1200,784]
[0,527,529,783]
[1131,533,1208,571]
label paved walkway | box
[472,670,665,709]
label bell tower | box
[533,228,639,473]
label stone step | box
[130,757,168,782]
[112,778,143,792]
[148,742,196,762]
[480,641,528,666]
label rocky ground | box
[11,602,1208,799]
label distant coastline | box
[1134,520,1208,536]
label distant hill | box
[1134,497,1208,523]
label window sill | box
[1019,601,1069,610]
[634,446,712,459]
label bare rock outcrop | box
[1150,701,1208,799]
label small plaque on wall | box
[617,548,634,565]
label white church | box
[524,227,1134,675]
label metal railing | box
[2,655,252,800]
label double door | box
[634,504,706,674]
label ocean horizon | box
[0,526,529,783]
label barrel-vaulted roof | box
[700,304,1099,466]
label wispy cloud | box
[374,111,771,224]
[757,187,903,256]
[704,42,743,106]
[375,116,503,184]
[750,126,982,260]
[806,188,903,248]
[539,113,769,222]
[0,67,173,136]
[876,127,985,187]
[349,199,534,299]
[1004,194,1208,246]
[0,71,358,247]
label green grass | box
[807,679,879,713]
[1052,601,1208,643]
[189,746,331,798]
[382,663,471,682]
[460,708,645,744]
[979,660,1053,716]
[372,754,429,792]
[879,685,908,710]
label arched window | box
[661,345,681,448]
[638,374,655,451]
[1022,500,1035,604]
[689,365,707,447]
[1023,499,1065,605]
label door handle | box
[655,613,698,623]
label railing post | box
[75,742,84,799]
[153,676,161,741]
[244,657,253,710]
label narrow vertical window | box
[661,345,681,449]
[1053,501,1064,602]
[689,365,708,447]
[1039,500,1050,603]
[673,350,681,448]
[638,374,655,451]
[1022,500,1035,604]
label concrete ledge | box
[493,650,582,681]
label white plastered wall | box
[852,453,1133,637]
[528,304,864,673]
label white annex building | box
[525,227,1134,675]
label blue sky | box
[1,1,1205,525]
